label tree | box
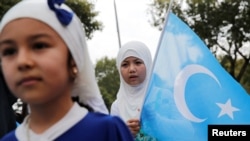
[0,0,19,18]
[0,0,102,39]
[65,0,103,39]
[148,0,250,92]
[218,55,250,93]
[95,57,120,111]
[237,59,250,93]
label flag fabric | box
[140,12,250,140]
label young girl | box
[110,41,152,139]
[0,0,134,140]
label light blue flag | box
[140,11,250,141]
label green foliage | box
[65,0,103,39]
[95,57,120,111]
[0,0,20,20]
[148,0,250,93]
[218,55,250,94]
[241,64,250,93]
[0,0,102,39]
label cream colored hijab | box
[115,41,152,122]
[0,0,108,114]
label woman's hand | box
[127,118,140,137]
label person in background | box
[110,41,153,140]
[0,0,134,140]
[0,70,17,138]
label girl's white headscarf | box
[115,41,152,122]
[0,0,108,114]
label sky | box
[87,0,161,64]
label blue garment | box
[0,112,134,141]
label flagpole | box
[152,0,174,69]
[144,0,174,109]
[145,0,175,92]
[114,0,121,48]
[156,0,174,48]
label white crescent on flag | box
[173,64,221,122]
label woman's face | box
[120,56,146,86]
[0,18,72,105]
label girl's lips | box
[129,75,138,81]
[17,77,41,86]
[129,75,137,78]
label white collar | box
[16,103,88,141]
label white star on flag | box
[216,99,240,119]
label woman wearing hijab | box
[110,41,152,139]
[0,0,134,140]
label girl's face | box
[120,56,146,86]
[0,18,72,105]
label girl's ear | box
[69,59,78,79]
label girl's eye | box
[33,42,48,50]
[135,61,143,65]
[1,47,17,57]
[121,63,128,67]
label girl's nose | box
[129,64,136,73]
[17,49,34,71]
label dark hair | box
[71,97,94,112]
[67,53,94,112]
[0,70,17,138]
